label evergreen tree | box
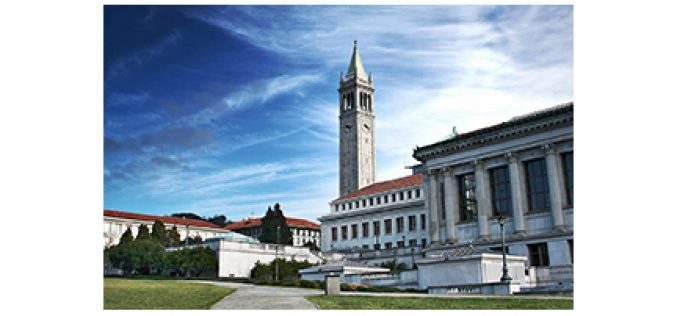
[136,224,151,240]
[272,203,292,245]
[151,220,166,244]
[259,206,276,243]
[259,203,292,245]
[119,227,134,245]
[166,226,181,247]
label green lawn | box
[306,295,573,310]
[104,278,234,309]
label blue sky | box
[104,5,573,221]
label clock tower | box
[338,41,376,196]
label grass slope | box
[306,295,573,310]
[104,278,234,309]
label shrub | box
[250,258,316,281]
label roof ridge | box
[333,173,423,202]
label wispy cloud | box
[184,74,321,127]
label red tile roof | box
[104,209,225,229]
[333,173,424,202]
[225,217,320,230]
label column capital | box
[442,166,454,175]
[473,159,484,170]
[505,152,520,163]
[542,143,558,155]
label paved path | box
[191,281,322,310]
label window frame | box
[489,165,513,217]
[525,158,551,213]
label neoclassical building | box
[412,103,573,276]
[224,217,321,248]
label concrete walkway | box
[191,281,322,310]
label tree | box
[207,215,228,227]
[136,224,151,240]
[119,227,134,245]
[151,220,166,244]
[108,239,164,276]
[259,203,292,245]
[164,247,217,277]
[166,226,181,247]
[170,212,203,220]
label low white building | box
[103,209,229,248]
[204,234,323,278]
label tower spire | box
[346,40,367,80]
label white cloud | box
[185,74,321,126]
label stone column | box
[544,144,567,232]
[427,170,441,244]
[443,167,458,244]
[506,152,527,237]
[474,160,491,241]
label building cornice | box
[413,102,573,162]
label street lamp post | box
[275,225,280,282]
[498,215,512,283]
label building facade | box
[413,103,574,288]
[224,217,321,248]
[320,174,428,254]
[103,209,229,248]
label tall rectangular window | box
[351,224,358,239]
[385,242,392,249]
[568,239,574,264]
[384,195,388,203]
[396,240,405,248]
[528,243,550,266]
[490,166,513,217]
[421,238,427,247]
[396,217,404,233]
[385,219,392,234]
[374,243,381,250]
[408,215,416,232]
[341,226,347,240]
[373,221,380,236]
[370,197,374,206]
[562,152,574,207]
[525,159,550,212]
[458,174,477,221]
[416,189,421,198]
[408,239,417,247]
[331,227,338,241]
[421,214,426,230]
[362,222,369,238]
[407,191,412,199]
